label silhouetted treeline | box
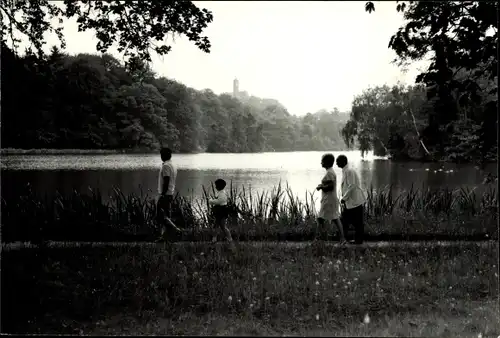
[1,46,348,153]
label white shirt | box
[340,164,366,209]
[158,160,177,195]
[209,189,228,206]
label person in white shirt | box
[315,153,346,244]
[336,154,366,244]
[156,147,180,241]
[209,178,234,245]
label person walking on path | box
[156,147,181,242]
[336,154,366,244]
[209,179,235,248]
[316,153,347,244]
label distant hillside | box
[2,46,349,153]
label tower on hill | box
[233,78,239,98]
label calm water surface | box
[1,151,496,208]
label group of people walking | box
[156,148,366,245]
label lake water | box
[1,151,496,210]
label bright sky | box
[18,1,430,116]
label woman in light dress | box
[315,153,346,244]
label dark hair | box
[214,178,227,190]
[322,153,335,167]
[336,154,348,165]
[160,147,172,161]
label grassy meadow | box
[2,182,498,243]
[2,241,498,335]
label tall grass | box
[1,182,497,243]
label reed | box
[1,183,497,243]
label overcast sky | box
[24,1,429,116]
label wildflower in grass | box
[253,277,257,281]
[363,313,370,324]
[477,333,482,338]
[315,314,320,321]
[265,296,270,301]
[315,281,320,285]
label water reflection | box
[1,151,496,208]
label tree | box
[0,0,213,70]
[342,84,432,159]
[365,1,498,163]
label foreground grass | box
[2,183,498,243]
[2,241,498,335]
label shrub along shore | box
[2,183,497,243]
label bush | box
[1,182,497,243]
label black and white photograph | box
[1,0,498,335]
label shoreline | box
[1,148,497,164]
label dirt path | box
[2,240,497,251]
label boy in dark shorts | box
[209,179,234,245]
[156,147,181,242]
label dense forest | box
[1,45,349,153]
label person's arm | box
[341,170,355,202]
[317,179,334,192]
[161,165,171,196]
[210,191,227,206]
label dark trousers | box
[212,205,232,242]
[341,204,364,244]
[157,195,173,226]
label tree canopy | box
[349,1,498,163]
[0,0,213,69]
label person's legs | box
[332,218,346,243]
[212,206,220,242]
[157,195,180,241]
[315,217,326,240]
[340,208,352,241]
[220,217,233,242]
[156,195,167,238]
[354,205,365,244]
